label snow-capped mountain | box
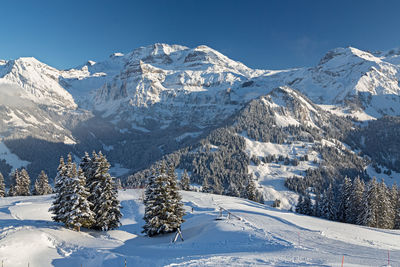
[0,57,91,145]
[265,47,400,119]
[0,57,76,109]
[75,43,267,129]
[1,43,400,183]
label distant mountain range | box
[1,43,400,205]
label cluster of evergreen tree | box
[0,168,52,197]
[143,162,185,236]
[296,176,400,229]
[33,171,53,195]
[50,152,122,231]
[8,169,31,196]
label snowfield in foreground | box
[0,190,399,266]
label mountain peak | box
[318,47,381,66]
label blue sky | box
[1,0,400,70]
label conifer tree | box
[143,162,185,236]
[246,179,258,202]
[212,176,224,195]
[389,183,398,229]
[166,164,186,230]
[80,151,94,183]
[8,169,29,196]
[8,169,18,196]
[337,177,352,222]
[179,170,191,191]
[320,184,337,220]
[33,170,53,195]
[18,168,31,196]
[313,192,321,217]
[116,178,123,190]
[49,156,69,223]
[227,182,240,197]
[359,177,379,227]
[202,177,211,193]
[65,167,95,231]
[394,186,400,229]
[295,195,304,214]
[296,193,312,215]
[86,151,100,208]
[377,180,393,229]
[0,172,5,197]
[348,176,365,224]
[90,152,121,230]
[302,192,313,216]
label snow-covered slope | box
[0,190,399,266]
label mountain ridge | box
[0,44,400,205]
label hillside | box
[0,190,399,266]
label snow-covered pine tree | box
[227,181,240,197]
[90,152,121,230]
[143,162,185,236]
[142,167,160,236]
[348,176,365,225]
[0,172,5,197]
[211,175,224,194]
[246,178,258,202]
[295,195,304,214]
[337,177,352,223]
[394,184,400,229]
[116,178,123,190]
[18,168,31,196]
[377,180,393,229]
[7,170,18,196]
[179,170,191,191]
[389,183,398,229]
[202,177,211,193]
[80,151,94,183]
[49,156,69,223]
[313,191,321,217]
[359,177,379,227]
[166,164,185,230]
[296,193,312,215]
[320,184,337,221]
[8,169,25,196]
[65,166,95,231]
[302,192,313,216]
[33,170,53,195]
[86,151,100,209]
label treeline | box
[0,168,53,197]
[50,151,121,231]
[296,177,400,229]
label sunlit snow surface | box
[0,190,399,266]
